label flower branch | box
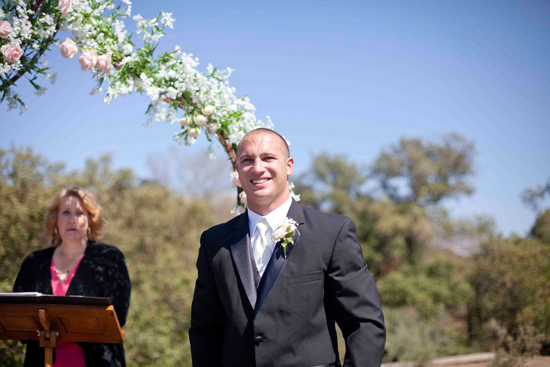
[1,0,298,212]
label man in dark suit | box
[189,128,385,367]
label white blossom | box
[194,115,207,126]
[160,12,174,29]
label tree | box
[467,236,550,352]
[294,153,365,215]
[146,146,233,201]
[521,178,550,213]
[294,152,435,275]
[530,209,550,244]
[0,146,220,366]
[371,133,476,206]
[521,179,550,244]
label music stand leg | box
[39,331,58,367]
[45,347,53,367]
[38,310,58,367]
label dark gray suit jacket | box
[189,201,385,367]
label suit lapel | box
[230,213,257,309]
[254,201,305,315]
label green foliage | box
[530,209,550,244]
[295,152,437,276]
[294,139,548,359]
[0,146,220,366]
[0,145,66,292]
[294,152,365,215]
[353,199,435,275]
[371,133,476,206]
[467,237,550,351]
[383,307,470,363]
[378,259,473,318]
[0,145,67,365]
[521,178,550,213]
[2,140,548,364]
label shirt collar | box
[248,196,293,236]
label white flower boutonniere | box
[272,217,299,259]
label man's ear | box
[286,157,294,176]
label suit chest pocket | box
[287,271,323,285]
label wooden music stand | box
[0,294,124,367]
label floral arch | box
[0,0,298,212]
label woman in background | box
[13,186,131,367]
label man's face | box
[237,132,294,215]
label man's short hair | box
[237,128,290,158]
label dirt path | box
[382,355,550,367]
[455,356,550,367]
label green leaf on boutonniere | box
[280,233,295,258]
[272,217,299,259]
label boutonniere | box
[271,217,299,258]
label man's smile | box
[252,178,271,184]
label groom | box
[189,128,385,367]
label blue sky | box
[1,0,549,236]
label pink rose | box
[239,191,247,206]
[58,0,72,18]
[0,21,10,39]
[230,171,241,187]
[1,45,24,63]
[78,49,97,71]
[96,52,113,74]
[59,38,78,59]
[231,205,245,216]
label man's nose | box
[251,159,264,173]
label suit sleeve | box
[189,232,226,367]
[326,218,386,367]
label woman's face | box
[57,195,90,245]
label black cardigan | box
[13,241,131,367]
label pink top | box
[50,256,87,367]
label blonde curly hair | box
[44,186,104,246]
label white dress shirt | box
[248,196,293,276]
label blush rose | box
[96,52,113,74]
[230,171,242,187]
[0,21,10,39]
[58,0,72,18]
[59,38,78,59]
[78,49,97,71]
[1,45,24,63]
